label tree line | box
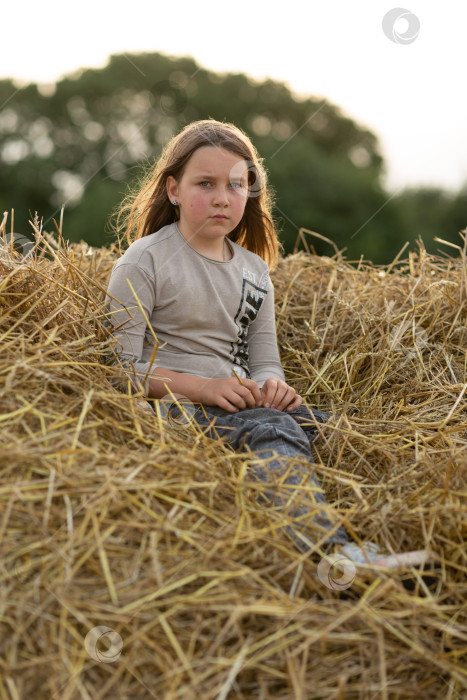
[1,51,465,262]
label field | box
[1,216,466,699]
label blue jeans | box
[167,401,349,553]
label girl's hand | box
[260,378,302,412]
[198,377,263,413]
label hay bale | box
[0,216,466,699]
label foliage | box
[1,54,465,261]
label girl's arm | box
[247,277,302,412]
[103,262,158,395]
[148,367,205,400]
[247,277,286,385]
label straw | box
[0,213,466,698]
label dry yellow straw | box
[232,368,264,407]
[231,368,245,386]
[2,212,466,699]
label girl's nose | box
[212,186,229,205]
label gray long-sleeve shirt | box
[103,222,285,395]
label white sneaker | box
[339,541,384,565]
[338,541,430,569]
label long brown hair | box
[113,119,283,270]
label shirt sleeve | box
[247,278,285,388]
[102,262,157,395]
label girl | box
[104,119,429,572]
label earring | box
[172,200,178,205]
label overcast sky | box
[2,0,466,194]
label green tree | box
[1,54,464,262]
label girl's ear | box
[166,175,179,202]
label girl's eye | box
[198,181,245,190]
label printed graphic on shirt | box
[242,267,270,290]
[231,272,269,375]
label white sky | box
[2,0,466,193]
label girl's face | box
[166,146,250,248]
